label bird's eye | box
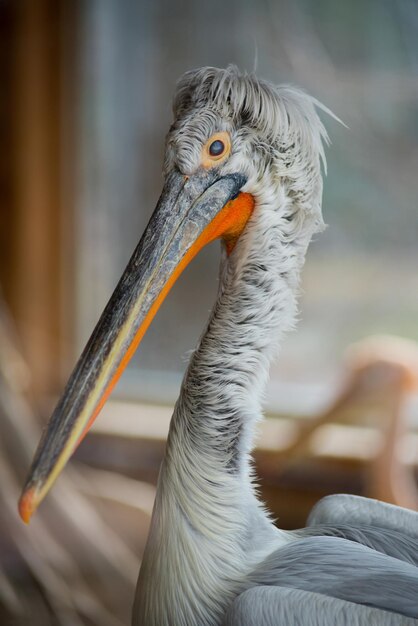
[209,140,225,157]
[201,131,231,168]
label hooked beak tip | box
[18,487,37,524]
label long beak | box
[19,170,253,523]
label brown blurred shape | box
[275,336,418,511]
[0,0,75,403]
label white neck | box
[133,191,313,626]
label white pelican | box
[19,66,418,625]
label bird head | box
[19,66,331,523]
[166,66,330,248]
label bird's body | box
[20,66,418,625]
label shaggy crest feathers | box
[173,65,337,173]
[168,65,342,243]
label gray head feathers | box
[173,65,336,173]
[167,65,342,242]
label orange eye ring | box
[201,131,231,168]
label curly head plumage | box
[165,66,336,241]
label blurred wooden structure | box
[0,0,76,402]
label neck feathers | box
[171,188,312,473]
[134,193,313,625]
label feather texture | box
[223,587,418,626]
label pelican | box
[19,66,418,625]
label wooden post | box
[2,0,76,403]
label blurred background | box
[1,0,417,624]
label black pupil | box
[209,140,225,157]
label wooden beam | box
[3,0,77,402]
